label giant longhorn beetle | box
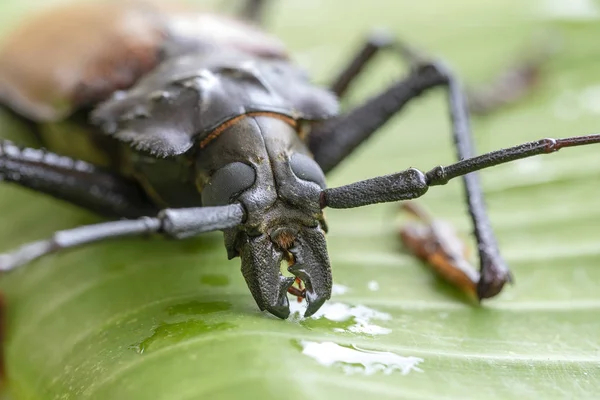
[0,0,598,323]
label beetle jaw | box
[237,227,332,319]
[286,227,332,317]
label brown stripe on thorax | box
[199,112,297,149]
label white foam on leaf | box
[288,298,308,319]
[301,341,424,375]
[290,301,392,335]
[312,303,391,322]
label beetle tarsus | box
[401,201,516,301]
[476,261,513,300]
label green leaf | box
[2,0,600,399]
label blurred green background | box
[1,0,600,399]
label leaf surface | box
[1,0,600,399]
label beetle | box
[0,0,599,325]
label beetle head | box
[222,151,332,318]
[199,131,331,319]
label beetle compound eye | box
[289,153,326,189]
[202,162,256,206]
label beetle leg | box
[0,205,245,273]
[329,30,545,113]
[312,60,512,298]
[311,63,441,173]
[0,140,157,218]
[329,30,420,98]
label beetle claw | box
[239,227,332,319]
[240,234,296,319]
[304,289,328,317]
[263,278,294,319]
[288,227,332,318]
[476,261,512,300]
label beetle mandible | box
[0,0,599,320]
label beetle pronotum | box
[0,0,598,323]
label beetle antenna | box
[0,205,245,272]
[321,133,600,209]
